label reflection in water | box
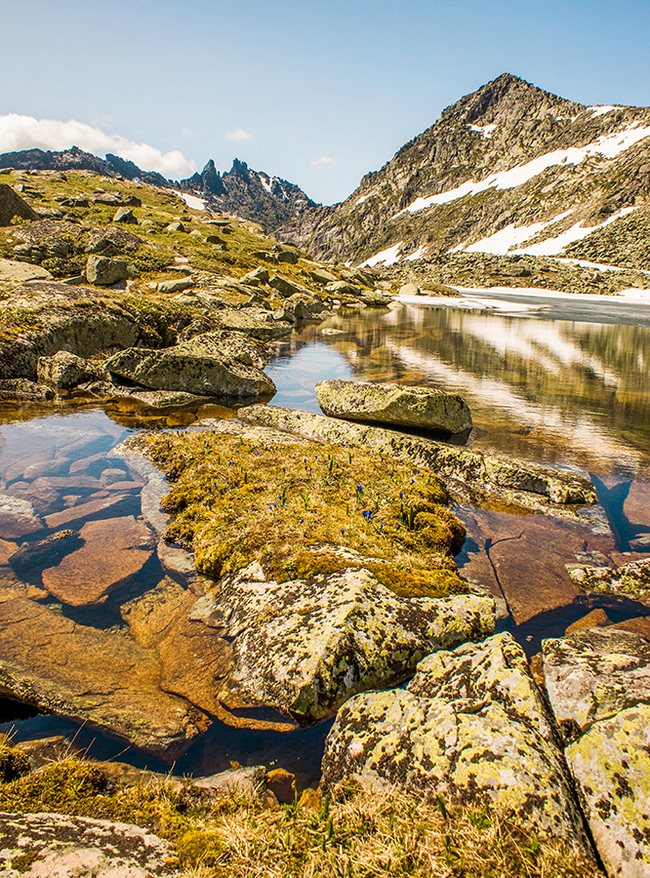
[271,304,650,477]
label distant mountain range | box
[4,73,650,271]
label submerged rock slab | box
[542,628,650,735]
[0,568,207,755]
[239,405,597,512]
[315,379,472,435]
[41,516,154,606]
[566,705,650,878]
[193,564,495,722]
[0,812,178,877]
[321,632,588,845]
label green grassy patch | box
[147,430,468,597]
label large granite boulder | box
[190,564,495,722]
[542,628,650,737]
[315,379,473,435]
[321,632,588,845]
[542,628,650,875]
[105,337,276,400]
[566,705,650,878]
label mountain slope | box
[277,73,650,271]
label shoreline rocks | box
[322,631,590,847]
[238,404,598,514]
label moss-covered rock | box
[566,704,650,878]
[569,557,650,603]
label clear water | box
[1,294,650,779]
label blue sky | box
[2,0,650,204]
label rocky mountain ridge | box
[0,147,317,234]
[277,73,650,272]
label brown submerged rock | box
[41,516,154,606]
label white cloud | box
[310,155,336,170]
[226,129,254,142]
[0,113,197,178]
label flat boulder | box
[192,563,495,722]
[0,257,52,282]
[569,556,650,603]
[321,632,588,845]
[0,812,176,877]
[105,340,276,400]
[41,515,154,606]
[315,379,473,435]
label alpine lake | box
[2,289,650,787]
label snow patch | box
[398,123,650,216]
[587,106,625,118]
[172,190,206,211]
[460,210,573,255]
[468,123,497,138]
[513,207,639,256]
[359,242,403,268]
[405,245,429,262]
[355,194,368,205]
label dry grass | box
[147,430,469,597]
[0,750,600,878]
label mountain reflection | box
[269,303,650,476]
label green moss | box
[147,431,469,597]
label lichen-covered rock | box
[37,350,108,389]
[0,183,39,225]
[321,632,588,845]
[570,557,650,603]
[0,812,178,877]
[86,254,129,285]
[542,628,650,735]
[105,341,276,400]
[0,378,54,401]
[315,379,472,435]
[268,274,312,298]
[566,704,650,878]
[214,307,293,339]
[192,564,495,722]
[239,405,597,512]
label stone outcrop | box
[190,564,495,722]
[0,812,178,877]
[105,338,276,400]
[238,405,597,514]
[542,628,650,738]
[569,557,650,603]
[542,628,650,875]
[315,379,473,435]
[322,632,588,845]
[566,705,650,878]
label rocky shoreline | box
[0,167,649,876]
